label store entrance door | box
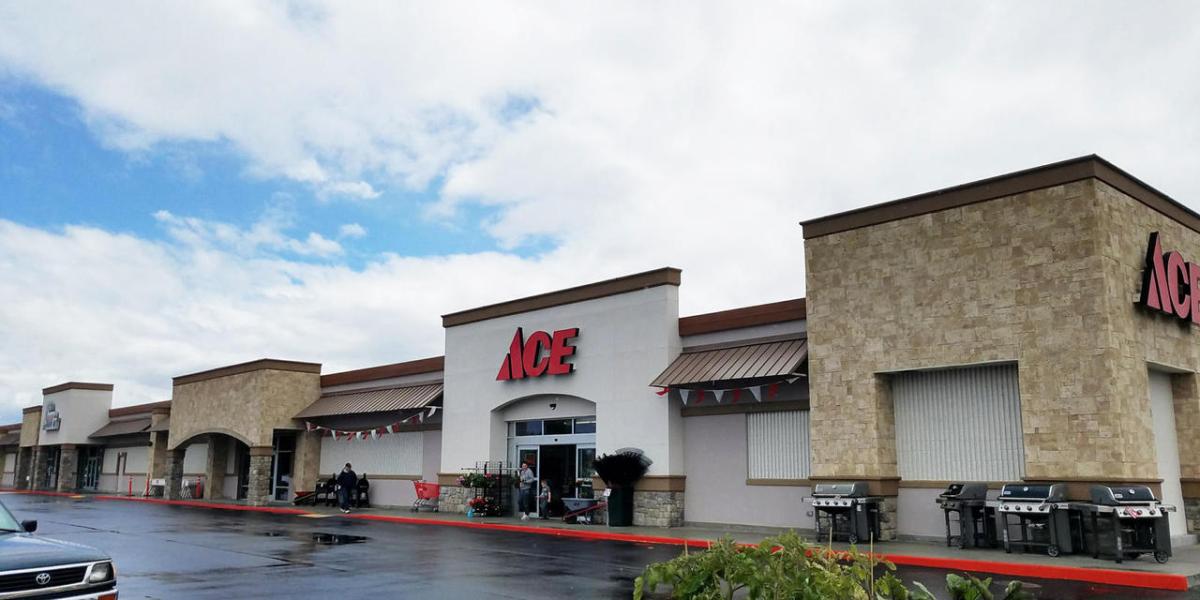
[78,447,103,491]
[538,444,576,517]
[270,431,296,501]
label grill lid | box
[999,483,1065,502]
[939,482,988,501]
[812,482,869,497]
[1090,484,1157,506]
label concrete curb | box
[3,489,1189,591]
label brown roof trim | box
[22,406,42,414]
[0,423,21,432]
[173,358,322,386]
[679,299,805,337]
[42,382,114,395]
[801,155,1197,239]
[320,357,445,387]
[442,267,682,328]
[108,400,172,418]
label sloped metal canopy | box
[89,418,152,438]
[651,338,807,389]
[295,383,443,419]
[0,432,20,446]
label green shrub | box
[632,532,1032,600]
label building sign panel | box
[42,401,61,432]
[1139,231,1200,325]
[496,327,579,381]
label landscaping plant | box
[632,532,1033,600]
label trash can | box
[607,487,634,527]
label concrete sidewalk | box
[6,488,1199,591]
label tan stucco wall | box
[169,369,320,449]
[20,409,41,447]
[805,180,1162,481]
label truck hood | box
[0,532,110,572]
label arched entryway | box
[492,395,597,517]
[166,431,253,502]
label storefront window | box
[514,420,543,436]
[573,417,596,433]
[544,418,573,435]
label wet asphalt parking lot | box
[2,493,1195,599]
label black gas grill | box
[992,483,1078,557]
[1075,485,1173,564]
[936,482,995,549]
[807,482,881,544]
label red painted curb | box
[5,490,1190,591]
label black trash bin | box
[607,487,634,527]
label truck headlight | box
[88,561,114,583]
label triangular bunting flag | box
[732,389,741,404]
[749,386,762,402]
[427,406,440,418]
[371,429,380,440]
[680,389,691,406]
[767,383,779,399]
[655,387,669,396]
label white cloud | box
[338,223,367,239]
[153,206,343,258]
[1,2,1200,418]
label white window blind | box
[747,410,811,479]
[893,365,1025,481]
[319,432,423,477]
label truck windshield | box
[0,500,22,532]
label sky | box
[0,1,1198,421]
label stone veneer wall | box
[806,180,1159,485]
[169,369,320,449]
[438,485,468,514]
[633,491,685,527]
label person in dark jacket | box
[336,463,358,513]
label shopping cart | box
[412,481,440,512]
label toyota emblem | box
[35,572,51,586]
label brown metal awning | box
[0,432,20,446]
[295,382,443,419]
[148,416,170,432]
[89,418,152,438]
[651,338,808,389]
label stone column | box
[164,448,185,500]
[293,431,321,494]
[204,438,228,500]
[247,446,274,506]
[15,447,32,490]
[56,445,79,493]
[148,431,169,485]
[32,446,53,491]
[633,491,685,527]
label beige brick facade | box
[805,175,1200,494]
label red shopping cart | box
[412,481,440,512]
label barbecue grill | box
[992,483,1078,557]
[1075,484,1173,564]
[806,482,881,544]
[936,482,995,549]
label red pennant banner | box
[767,383,779,399]
[732,389,741,404]
[655,387,669,396]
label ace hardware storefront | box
[4,155,1200,554]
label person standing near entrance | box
[336,463,358,514]
[518,461,536,520]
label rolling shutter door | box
[893,365,1024,481]
[747,410,811,479]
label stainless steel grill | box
[936,482,995,549]
[989,483,1077,557]
[1074,484,1173,564]
[805,482,881,544]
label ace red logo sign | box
[1139,232,1200,325]
[496,327,579,381]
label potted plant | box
[593,449,650,527]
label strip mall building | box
[3,155,1199,542]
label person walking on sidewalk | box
[517,461,537,520]
[336,463,358,514]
